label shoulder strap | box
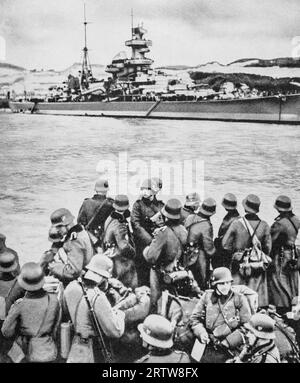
[259,344,278,363]
[5,278,18,300]
[35,295,50,337]
[241,217,261,247]
[286,216,299,236]
[86,199,107,231]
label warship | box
[8,9,300,124]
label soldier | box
[242,313,281,363]
[150,177,163,200]
[135,314,190,363]
[184,198,217,291]
[131,178,164,286]
[268,196,300,315]
[41,208,94,285]
[180,192,201,225]
[112,285,151,362]
[77,178,114,246]
[222,194,272,309]
[143,199,188,312]
[189,267,251,363]
[103,195,137,289]
[0,233,20,278]
[214,193,240,268]
[64,255,125,363]
[0,253,25,362]
[0,252,24,320]
[2,263,60,363]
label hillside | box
[189,71,300,93]
[229,57,300,68]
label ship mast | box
[131,8,134,38]
[81,3,93,89]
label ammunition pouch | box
[280,246,300,272]
[212,315,240,340]
[233,247,271,277]
[223,329,245,350]
[153,264,195,297]
[162,269,190,284]
[213,323,232,339]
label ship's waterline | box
[0,111,300,264]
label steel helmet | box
[0,251,18,273]
[222,193,237,210]
[185,192,201,207]
[137,314,173,349]
[198,198,216,217]
[50,208,75,227]
[211,267,233,286]
[244,313,276,340]
[95,178,109,193]
[85,254,113,281]
[113,195,129,212]
[242,194,260,214]
[161,198,182,220]
[140,179,152,190]
[18,262,45,292]
[151,177,163,193]
[274,195,292,213]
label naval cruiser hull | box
[8,93,300,123]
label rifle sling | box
[86,199,107,231]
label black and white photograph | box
[1,0,300,368]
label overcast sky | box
[0,0,299,70]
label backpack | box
[0,279,18,321]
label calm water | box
[0,110,300,264]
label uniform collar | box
[141,197,153,206]
[245,213,259,221]
[197,212,210,220]
[225,210,240,218]
[111,210,130,222]
[25,289,47,299]
[92,194,106,201]
[279,211,294,219]
[211,289,233,304]
[66,224,83,240]
[183,205,195,213]
[150,348,172,356]
[0,273,16,282]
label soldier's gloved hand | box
[47,261,58,276]
[199,331,209,344]
[40,249,55,267]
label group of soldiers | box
[0,176,300,363]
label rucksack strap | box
[286,216,299,236]
[240,217,261,248]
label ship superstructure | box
[106,16,154,89]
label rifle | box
[77,277,115,363]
